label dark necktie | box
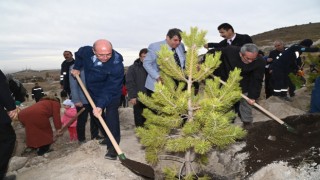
[172,48,181,67]
[228,39,232,45]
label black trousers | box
[133,100,146,127]
[0,123,16,179]
[102,97,121,148]
[264,68,273,99]
[272,70,289,97]
[119,95,127,107]
[288,78,296,97]
[146,89,153,97]
[76,104,106,142]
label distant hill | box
[11,69,60,82]
[10,22,320,78]
[252,22,320,47]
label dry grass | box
[252,22,320,47]
[12,69,61,96]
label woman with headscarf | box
[18,96,62,155]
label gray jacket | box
[143,40,185,91]
[69,64,88,105]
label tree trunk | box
[184,149,194,176]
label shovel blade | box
[120,158,155,179]
[282,122,298,134]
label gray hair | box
[240,43,259,54]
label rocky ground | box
[10,107,147,180]
[5,83,320,180]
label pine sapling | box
[137,27,246,179]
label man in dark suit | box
[213,44,265,128]
[204,23,252,49]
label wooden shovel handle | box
[75,74,123,155]
[217,77,285,125]
[240,94,285,125]
[60,107,85,133]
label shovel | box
[215,76,297,133]
[240,93,297,133]
[54,107,85,140]
[75,74,155,179]
[59,107,85,133]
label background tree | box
[289,52,320,90]
[305,52,320,85]
[137,27,246,179]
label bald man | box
[71,39,124,160]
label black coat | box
[126,59,147,99]
[214,46,266,99]
[60,59,75,94]
[272,44,319,74]
[0,70,16,125]
[32,85,44,102]
[208,33,253,48]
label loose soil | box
[240,113,320,176]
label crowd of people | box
[1,23,320,179]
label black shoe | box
[37,144,51,156]
[92,135,104,140]
[105,147,117,160]
[99,139,108,145]
[4,174,16,180]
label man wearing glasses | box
[214,43,265,129]
[71,39,124,160]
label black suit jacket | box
[213,46,265,99]
[208,33,253,48]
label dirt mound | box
[240,113,320,175]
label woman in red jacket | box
[19,96,62,155]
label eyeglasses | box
[241,54,257,64]
[95,53,112,58]
[94,51,112,58]
[243,56,256,61]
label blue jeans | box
[310,77,320,113]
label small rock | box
[267,135,276,141]
[8,156,28,172]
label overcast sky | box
[0,0,319,73]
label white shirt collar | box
[228,34,236,44]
